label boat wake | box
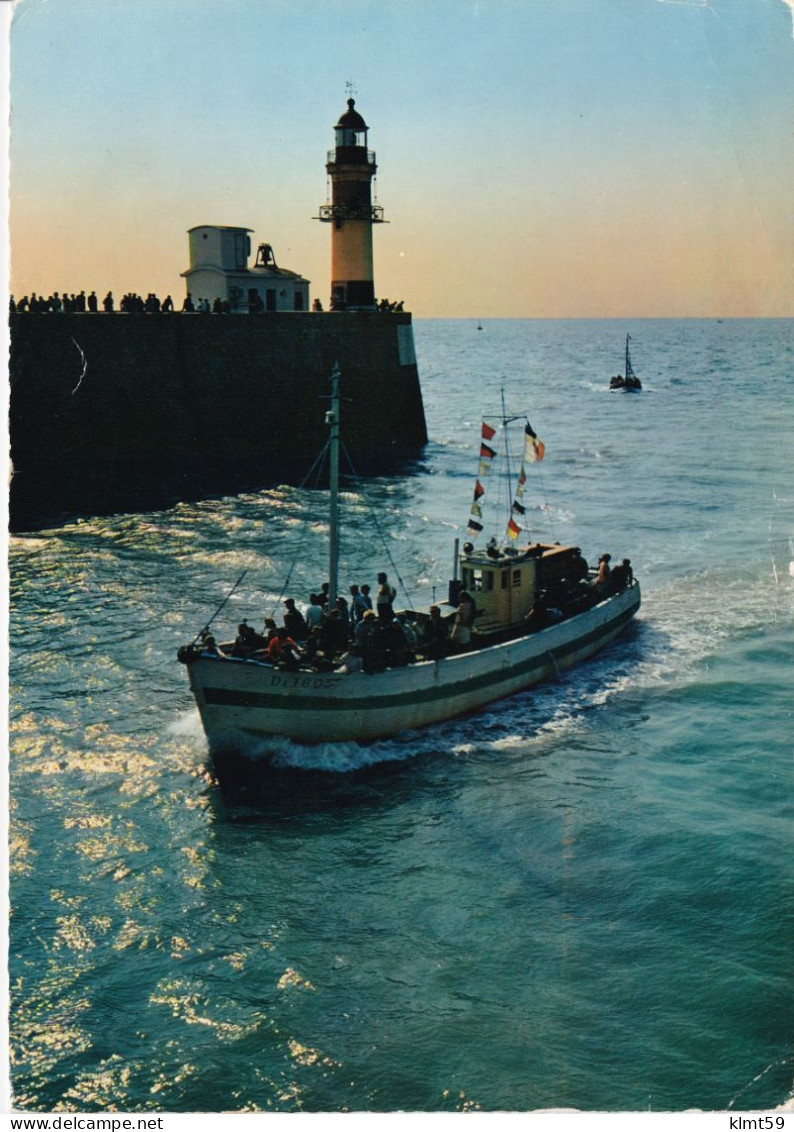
[168,633,646,778]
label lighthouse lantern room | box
[317,99,385,310]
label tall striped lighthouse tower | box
[318,99,385,310]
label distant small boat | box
[477,321,483,331]
[610,334,642,391]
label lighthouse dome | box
[336,98,367,131]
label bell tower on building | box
[317,98,385,310]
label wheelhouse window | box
[462,568,494,593]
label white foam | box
[166,709,208,745]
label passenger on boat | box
[354,609,376,647]
[376,573,397,622]
[303,627,334,672]
[348,588,364,624]
[349,584,369,625]
[609,558,633,591]
[319,583,331,608]
[393,612,418,651]
[526,600,549,631]
[283,598,308,641]
[336,646,363,674]
[421,606,449,660]
[262,618,278,643]
[595,554,612,592]
[360,584,373,614]
[202,634,227,657]
[356,610,384,673]
[486,538,500,559]
[450,589,476,648]
[268,628,301,669]
[382,618,413,667]
[232,622,266,656]
[305,594,324,631]
[334,596,351,637]
[321,609,348,657]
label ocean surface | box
[8,318,794,1114]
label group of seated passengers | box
[201,554,635,662]
[526,554,634,629]
[202,593,475,673]
[594,554,633,596]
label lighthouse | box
[318,99,385,310]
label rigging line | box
[532,461,558,543]
[498,389,516,538]
[268,440,332,619]
[194,567,249,643]
[499,390,516,536]
[340,440,415,608]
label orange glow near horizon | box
[6,0,794,320]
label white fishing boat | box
[610,334,642,391]
[178,366,641,755]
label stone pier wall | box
[9,310,427,530]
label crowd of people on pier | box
[10,291,407,316]
[9,290,218,314]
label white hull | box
[186,583,640,750]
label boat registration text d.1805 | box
[268,672,337,691]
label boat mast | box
[327,362,341,610]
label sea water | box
[8,318,794,1113]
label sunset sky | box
[5,0,794,318]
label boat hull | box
[185,583,640,750]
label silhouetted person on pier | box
[87,291,98,313]
[103,291,114,312]
[182,293,195,313]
